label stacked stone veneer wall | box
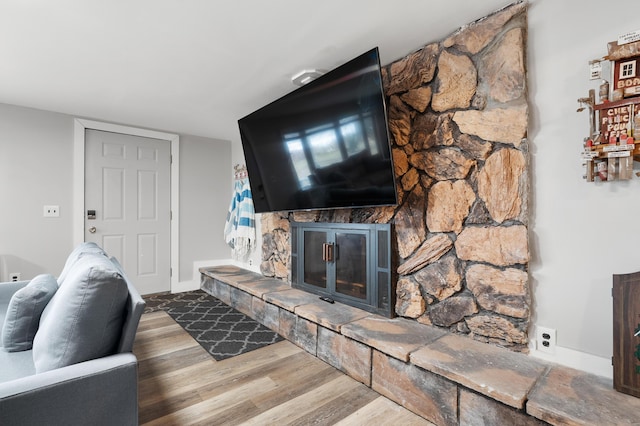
[261,1,530,351]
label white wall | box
[528,0,639,376]
[0,103,231,287]
[179,134,232,281]
[0,104,74,279]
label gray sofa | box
[0,243,145,426]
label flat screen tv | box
[238,47,397,213]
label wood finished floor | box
[134,310,433,425]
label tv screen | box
[238,47,397,213]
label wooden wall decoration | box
[579,38,640,182]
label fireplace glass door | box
[334,232,367,299]
[303,231,328,289]
[292,222,393,317]
[302,228,369,302]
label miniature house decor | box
[579,32,640,182]
[610,39,640,99]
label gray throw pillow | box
[57,242,107,286]
[1,274,58,352]
[32,254,128,373]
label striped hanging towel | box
[224,177,256,260]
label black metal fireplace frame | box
[290,221,395,317]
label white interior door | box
[84,129,171,295]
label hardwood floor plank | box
[211,339,302,372]
[144,376,277,426]
[189,399,262,426]
[137,345,212,381]
[238,375,362,425]
[139,360,217,409]
[134,310,428,425]
[136,321,185,340]
[333,396,435,425]
[286,384,379,426]
[139,341,302,410]
[248,355,345,410]
[140,389,204,425]
[137,310,176,331]
[135,325,200,361]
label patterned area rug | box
[143,290,283,361]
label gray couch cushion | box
[0,348,36,382]
[32,254,129,373]
[110,257,146,353]
[1,274,58,352]
[57,242,107,286]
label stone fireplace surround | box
[261,1,530,351]
[200,266,640,424]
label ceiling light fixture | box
[291,69,325,86]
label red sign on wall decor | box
[595,98,640,142]
[601,104,633,141]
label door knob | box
[88,226,97,234]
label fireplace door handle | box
[322,243,334,262]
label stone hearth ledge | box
[200,265,640,425]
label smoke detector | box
[291,69,325,86]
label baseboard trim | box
[174,258,260,294]
[172,279,200,293]
[530,345,612,379]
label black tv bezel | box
[238,47,397,214]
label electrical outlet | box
[536,326,557,354]
[43,205,60,217]
[9,273,21,282]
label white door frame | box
[73,118,180,293]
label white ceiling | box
[1,0,512,143]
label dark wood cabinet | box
[613,271,640,397]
